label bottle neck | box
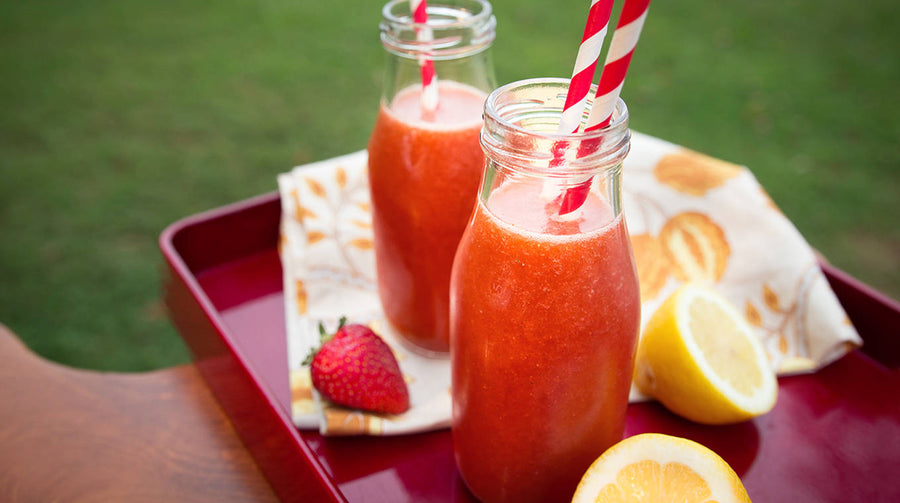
[481,78,631,178]
[479,78,631,218]
[380,0,496,60]
[379,0,496,108]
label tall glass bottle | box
[368,0,496,355]
[450,78,641,502]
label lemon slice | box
[571,433,751,503]
[635,283,777,425]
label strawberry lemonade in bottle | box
[368,0,496,354]
[450,79,641,503]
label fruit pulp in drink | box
[367,81,486,354]
[450,179,641,503]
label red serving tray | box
[160,191,900,503]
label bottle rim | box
[481,78,631,177]
[380,0,496,60]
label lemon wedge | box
[634,283,777,425]
[571,433,751,503]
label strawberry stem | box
[302,316,349,366]
[302,347,316,367]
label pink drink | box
[368,82,487,353]
[451,180,640,502]
[450,78,639,503]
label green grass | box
[1,0,897,371]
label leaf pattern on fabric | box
[323,408,384,435]
[306,231,326,244]
[659,212,730,283]
[296,279,308,314]
[348,238,374,250]
[290,369,316,417]
[630,233,672,302]
[763,284,781,312]
[654,150,742,196]
[305,177,327,198]
[745,301,763,327]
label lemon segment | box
[572,433,751,503]
[635,283,777,425]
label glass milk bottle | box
[450,78,641,503]
[368,0,496,355]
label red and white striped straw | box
[585,0,651,131]
[556,0,617,134]
[557,0,651,214]
[411,0,439,114]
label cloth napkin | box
[276,132,862,436]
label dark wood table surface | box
[0,322,279,502]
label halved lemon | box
[571,433,751,503]
[634,283,777,425]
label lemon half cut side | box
[635,283,778,425]
[571,433,751,503]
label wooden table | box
[0,323,279,502]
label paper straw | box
[556,0,617,134]
[585,0,650,131]
[546,0,615,208]
[557,0,651,214]
[411,0,439,114]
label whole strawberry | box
[304,318,410,415]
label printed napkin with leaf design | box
[277,132,862,436]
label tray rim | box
[160,191,347,503]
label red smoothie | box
[450,179,641,503]
[367,82,486,354]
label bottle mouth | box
[380,0,496,60]
[481,78,631,177]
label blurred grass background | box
[1,0,897,371]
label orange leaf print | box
[291,380,312,402]
[324,410,367,434]
[290,188,301,211]
[289,188,313,222]
[357,202,371,213]
[335,167,347,189]
[659,212,730,283]
[295,279,308,314]
[348,238,374,250]
[351,220,372,229]
[295,203,317,221]
[629,233,671,302]
[305,177,327,198]
[307,231,326,244]
[763,284,781,312]
[745,301,762,327]
[654,150,742,196]
[289,369,316,415]
[778,334,789,354]
[324,409,384,435]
